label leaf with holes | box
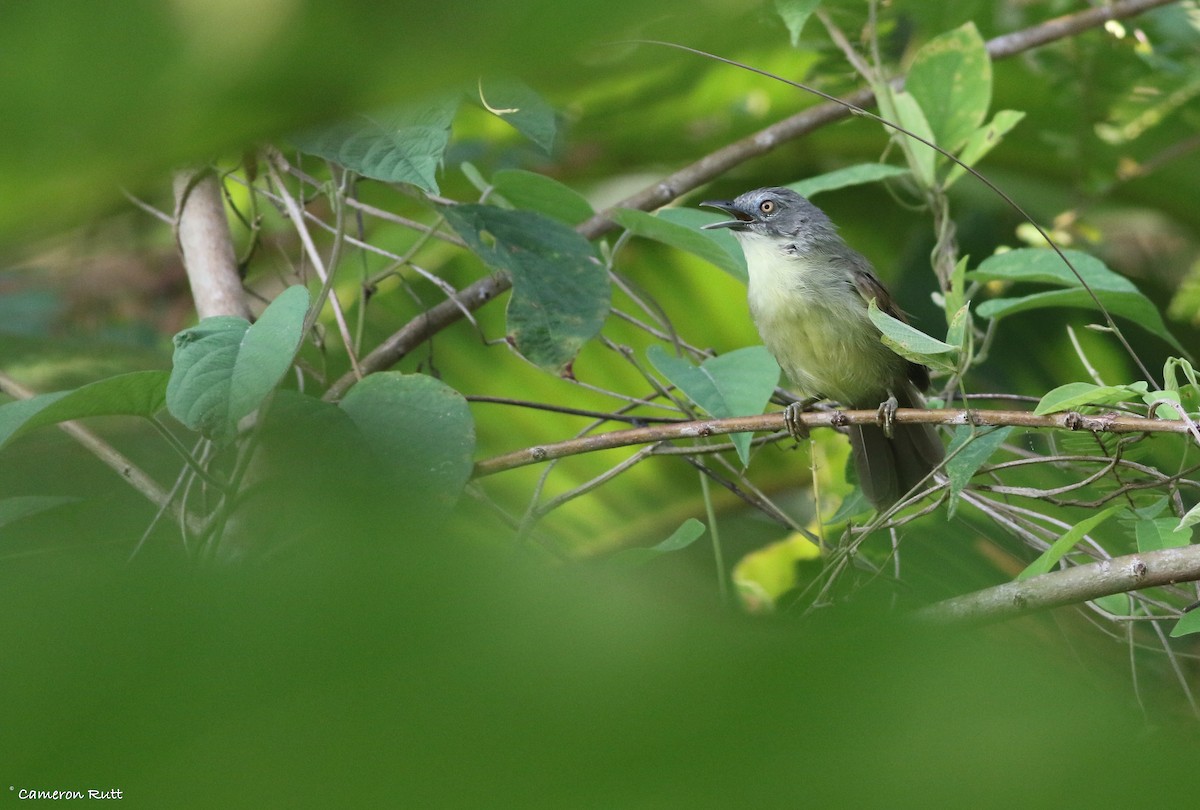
[907,22,992,154]
[443,204,607,374]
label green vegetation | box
[3,1,1200,804]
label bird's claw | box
[877,393,898,439]
[784,401,809,442]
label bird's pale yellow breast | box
[741,235,902,406]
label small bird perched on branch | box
[702,187,943,508]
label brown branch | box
[321,0,1175,401]
[915,544,1200,625]
[472,407,1194,478]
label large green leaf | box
[491,169,594,226]
[969,249,1184,352]
[789,163,910,198]
[338,372,475,513]
[906,22,992,154]
[290,97,459,193]
[866,299,957,372]
[647,345,780,466]
[442,204,608,374]
[471,77,557,153]
[0,370,169,451]
[616,207,747,282]
[166,286,310,441]
[1034,381,1147,416]
[943,110,1025,188]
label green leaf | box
[289,97,459,193]
[1169,608,1200,638]
[338,372,475,514]
[890,91,937,187]
[1178,500,1200,533]
[232,286,310,417]
[906,22,992,154]
[789,163,909,198]
[491,169,593,226]
[944,110,1025,188]
[1018,504,1124,580]
[970,249,1184,353]
[945,303,971,353]
[944,426,1012,518]
[442,204,607,374]
[472,77,557,153]
[972,248,1138,289]
[1135,518,1192,552]
[946,255,969,317]
[459,161,490,195]
[609,518,707,567]
[647,345,780,466]
[1034,381,1145,415]
[866,299,957,371]
[0,495,80,529]
[615,207,747,282]
[1093,593,1132,617]
[828,487,873,522]
[166,286,310,441]
[0,370,169,451]
[774,0,822,47]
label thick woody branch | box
[473,407,1194,478]
[916,544,1200,624]
[173,169,251,320]
[323,0,1174,400]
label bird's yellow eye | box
[759,199,775,215]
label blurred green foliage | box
[3,0,1200,802]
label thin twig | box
[473,407,1197,478]
[265,153,363,378]
[0,372,199,534]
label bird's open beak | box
[700,200,754,231]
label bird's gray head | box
[700,187,833,241]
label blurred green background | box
[2,0,1199,804]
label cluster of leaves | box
[0,287,474,555]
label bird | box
[702,186,943,508]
